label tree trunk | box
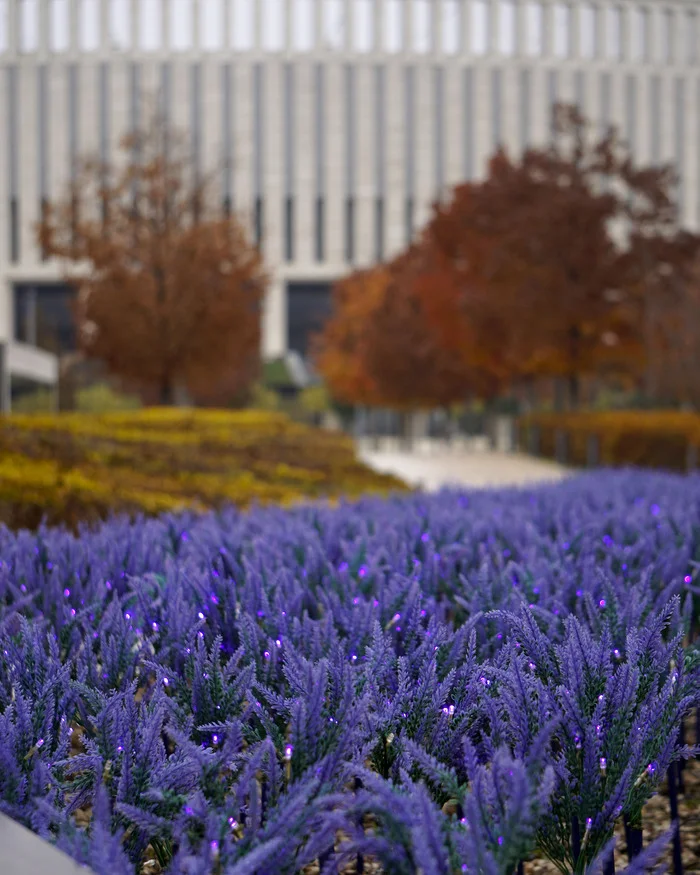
[159,376,175,406]
[568,325,582,410]
[568,372,580,410]
[554,377,566,412]
[520,376,536,413]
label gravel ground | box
[305,717,700,875]
[526,742,700,875]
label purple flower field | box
[0,470,699,875]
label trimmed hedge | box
[0,408,407,529]
[518,410,700,471]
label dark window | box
[191,63,201,178]
[101,190,109,229]
[375,64,385,197]
[160,62,171,123]
[405,197,414,245]
[315,196,325,262]
[405,65,414,203]
[626,74,637,156]
[548,69,558,137]
[71,193,79,248]
[650,76,661,163]
[14,283,77,355]
[99,62,109,164]
[600,71,612,133]
[40,197,49,261]
[345,196,354,263]
[315,64,325,203]
[375,196,384,262]
[345,64,355,200]
[520,68,531,151]
[435,66,444,195]
[14,287,32,344]
[10,198,19,263]
[574,70,585,116]
[38,65,48,197]
[68,64,79,177]
[130,62,140,133]
[253,64,264,203]
[492,67,502,149]
[675,77,684,213]
[222,63,233,203]
[287,282,334,359]
[285,195,294,262]
[463,67,474,179]
[254,196,264,249]
[285,63,295,199]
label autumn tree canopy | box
[313,242,505,410]
[318,104,700,412]
[38,111,267,406]
[311,267,389,407]
[423,104,697,407]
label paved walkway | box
[357,439,571,491]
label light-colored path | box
[358,439,571,491]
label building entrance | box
[286,281,334,361]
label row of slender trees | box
[313,105,700,412]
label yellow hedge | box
[518,410,700,472]
[0,409,408,530]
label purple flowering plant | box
[0,470,698,873]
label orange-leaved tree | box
[37,110,267,406]
[425,104,694,407]
[419,182,539,392]
[314,243,499,410]
[362,243,503,407]
[311,266,390,406]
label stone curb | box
[0,813,93,875]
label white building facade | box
[1,0,699,394]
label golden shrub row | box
[517,410,700,471]
[0,409,408,530]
